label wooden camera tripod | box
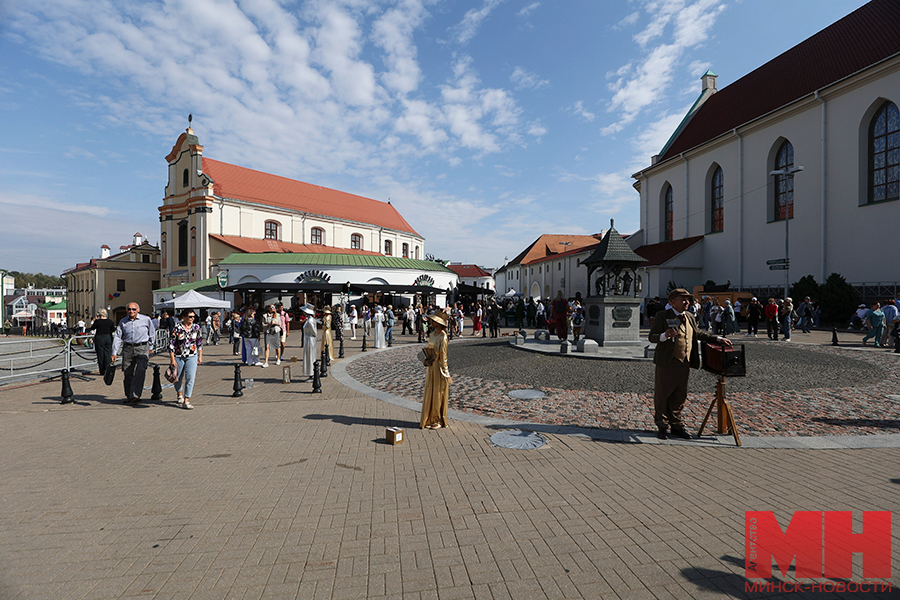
[697,374,742,446]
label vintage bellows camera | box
[701,342,746,377]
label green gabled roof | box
[218,252,455,273]
[39,300,67,310]
[155,277,221,293]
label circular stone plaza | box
[339,326,900,448]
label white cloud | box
[510,67,549,90]
[566,101,596,122]
[371,0,427,96]
[452,0,506,44]
[602,0,726,134]
[516,3,540,18]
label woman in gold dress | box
[322,307,335,361]
[421,311,452,429]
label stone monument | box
[580,220,647,347]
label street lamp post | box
[769,165,803,299]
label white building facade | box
[632,0,900,297]
[160,130,426,287]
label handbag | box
[103,363,117,386]
[164,364,178,383]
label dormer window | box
[265,221,280,240]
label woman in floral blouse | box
[168,308,203,409]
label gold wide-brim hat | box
[426,311,449,328]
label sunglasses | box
[185,315,196,319]
[127,308,138,311]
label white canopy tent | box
[154,289,232,310]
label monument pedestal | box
[583,296,644,347]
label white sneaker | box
[276,359,281,365]
[261,363,269,367]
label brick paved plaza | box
[1,329,898,599]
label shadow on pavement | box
[304,413,419,429]
[811,417,900,429]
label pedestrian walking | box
[168,308,202,410]
[110,302,157,404]
[89,309,116,375]
[373,306,386,349]
[862,302,885,347]
[261,304,282,367]
[240,307,260,366]
[780,298,794,341]
[349,304,359,340]
[765,298,779,340]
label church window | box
[351,233,363,249]
[310,227,324,245]
[710,166,724,233]
[774,140,795,220]
[402,243,409,258]
[415,246,420,260]
[384,240,392,255]
[178,221,188,266]
[869,101,899,204]
[182,169,189,188]
[265,221,280,240]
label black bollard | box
[312,360,322,393]
[320,349,328,378]
[325,344,331,366]
[362,332,367,352]
[60,369,74,404]
[232,364,244,397]
[339,338,344,359]
[151,365,164,401]
[831,326,839,346]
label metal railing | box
[0,330,171,385]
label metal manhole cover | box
[490,430,547,450]
[508,389,545,400]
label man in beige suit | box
[649,289,732,440]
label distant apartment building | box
[64,234,160,326]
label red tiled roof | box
[201,158,421,237]
[633,236,703,266]
[447,264,493,278]
[528,242,601,265]
[508,234,605,267]
[660,0,900,162]
[210,234,383,256]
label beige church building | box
[631,0,899,298]
[159,130,426,288]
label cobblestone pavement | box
[0,330,898,599]
[347,336,900,438]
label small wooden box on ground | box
[386,427,405,445]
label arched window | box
[402,243,409,258]
[384,240,392,255]
[710,166,724,233]
[869,101,899,204]
[178,221,188,266]
[264,221,280,240]
[310,227,324,245]
[415,246,420,260]
[182,169,189,188]
[664,185,674,241]
[350,233,363,249]
[774,140,794,220]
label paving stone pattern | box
[1,334,898,599]
[347,339,900,437]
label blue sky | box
[0,0,868,276]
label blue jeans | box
[781,315,792,340]
[174,354,199,397]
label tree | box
[10,272,65,289]
[789,275,819,302]
[817,273,860,325]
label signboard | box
[217,271,228,288]
[766,259,789,265]
[769,265,789,271]
[297,269,331,283]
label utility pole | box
[559,242,571,297]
